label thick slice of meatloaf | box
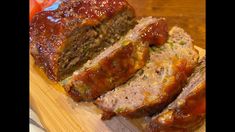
[147,57,205,132]
[30,0,136,81]
[62,17,168,102]
[95,26,199,120]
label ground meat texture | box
[147,57,205,132]
[64,42,149,101]
[95,26,199,120]
[30,0,136,81]
[63,17,168,102]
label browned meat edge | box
[147,57,205,132]
[63,17,168,101]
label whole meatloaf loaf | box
[63,17,168,102]
[147,57,205,132]
[30,0,136,81]
[95,26,199,120]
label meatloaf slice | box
[62,17,168,102]
[147,57,205,132]
[95,26,199,120]
[30,0,136,81]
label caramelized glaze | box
[148,58,206,131]
[140,18,168,46]
[30,0,133,80]
[67,42,149,101]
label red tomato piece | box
[29,0,57,22]
[30,0,42,22]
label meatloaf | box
[30,0,136,81]
[147,57,205,132]
[95,26,199,120]
[63,17,168,102]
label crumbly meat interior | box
[57,9,136,80]
[95,27,199,117]
[147,58,205,131]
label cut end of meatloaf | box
[30,0,136,81]
[147,57,205,132]
[62,17,168,102]
[95,26,199,120]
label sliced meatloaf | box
[63,17,168,102]
[95,26,199,120]
[147,57,205,132]
[30,0,136,81]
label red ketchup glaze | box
[182,85,206,115]
[140,18,168,46]
[30,0,129,37]
[30,0,57,22]
[30,0,42,22]
[72,0,128,20]
[70,44,136,101]
[30,0,131,81]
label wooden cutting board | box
[30,46,205,132]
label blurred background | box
[127,0,205,49]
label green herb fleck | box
[159,46,165,51]
[138,69,144,76]
[79,85,90,94]
[163,78,167,83]
[179,40,186,45]
[59,76,71,86]
[175,54,179,58]
[169,42,174,49]
[121,40,131,46]
[143,75,148,80]
[115,107,125,113]
[150,46,157,52]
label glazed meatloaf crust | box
[95,26,199,120]
[147,57,205,132]
[30,0,136,81]
[63,17,168,102]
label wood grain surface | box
[30,46,205,132]
[127,0,205,49]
